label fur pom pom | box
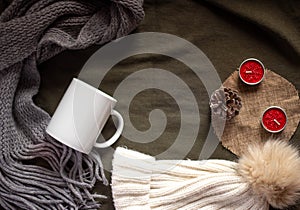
[238,140,300,209]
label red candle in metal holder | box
[239,58,265,85]
[261,106,287,133]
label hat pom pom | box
[238,140,300,209]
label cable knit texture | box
[112,140,300,210]
[111,147,269,210]
[0,0,144,209]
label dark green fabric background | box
[5,0,300,209]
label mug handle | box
[94,110,124,148]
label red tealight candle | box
[239,58,265,85]
[261,106,287,133]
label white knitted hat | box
[111,140,300,210]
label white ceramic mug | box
[46,78,124,154]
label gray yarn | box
[0,0,144,209]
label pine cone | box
[210,87,242,120]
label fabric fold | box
[112,147,155,210]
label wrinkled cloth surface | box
[0,0,144,209]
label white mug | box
[46,78,124,154]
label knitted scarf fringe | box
[0,142,107,210]
[0,0,144,209]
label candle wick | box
[273,119,281,126]
[245,70,252,74]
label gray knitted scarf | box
[0,0,144,209]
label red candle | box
[261,106,287,133]
[239,58,265,85]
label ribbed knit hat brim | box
[111,147,268,210]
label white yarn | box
[111,147,268,210]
